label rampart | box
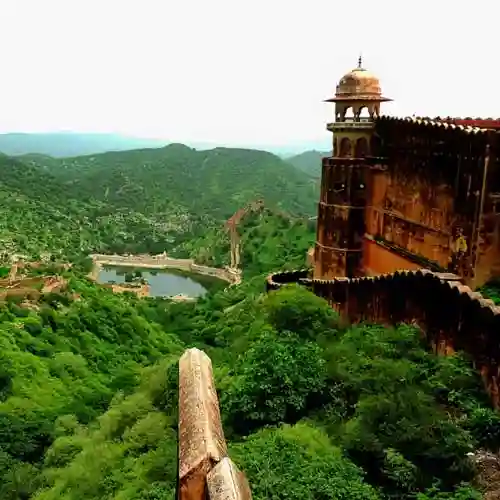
[177,348,251,499]
[266,269,500,407]
[91,254,241,285]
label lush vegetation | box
[0,145,497,499]
[286,149,327,178]
[0,146,317,263]
[0,267,497,499]
[178,208,316,277]
[478,278,500,305]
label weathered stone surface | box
[207,457,252,500]
[178,348,227,500]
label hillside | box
[0,265,495,499]
[0,132,167,157]
[40,144,319,219]
[287,149,328,178]
[178,208,316,277]
[0,146,318,263]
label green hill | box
[0,146,318,264]
[42,144,319,219]
[287,149,328,178]
[178,208,316,277]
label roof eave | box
[324,96,393,103]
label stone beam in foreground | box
[207,457,252,500]
[178,348,251,499]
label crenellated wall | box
[266,269,500,407]
[177,348,252,500]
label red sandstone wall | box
[363,238,422,275]
[366,170,455,271]
[365,117,500,289]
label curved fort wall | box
[267,269,500,407]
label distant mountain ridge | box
[0,132,330,159]
[0,132,168,157]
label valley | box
[0,142,497,500]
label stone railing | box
[177,348,252,499]
[266,269,500,407]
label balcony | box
[327,117,374,131]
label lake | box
[97,266,210,298]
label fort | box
[176,59,500,497]
[267,57,500,408]
[313,56,500,288]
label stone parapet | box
[266,269,500,407]
[178,348,251,499]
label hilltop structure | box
[268,58,500,406]
[313,57,500,290]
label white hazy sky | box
[0,0,497,147]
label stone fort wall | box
[267,269,500,407]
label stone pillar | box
[178,348,252,499]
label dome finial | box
[358,54,363,69]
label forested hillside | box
[0,267,497,499]
[41,144,318,219]
[287,149,327,178]
[0,144,498,499]
[0,146,318,263]
[178,208,316,277]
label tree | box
[223,328,327,433]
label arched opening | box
[344,107,355,121]
[355,137,369,157]
[339,137,352,158]
[359,106,371,120]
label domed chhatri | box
[330,56,391,103]
[326,56,392,123]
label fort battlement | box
[266,269,500,407]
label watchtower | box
[314,57,392,279]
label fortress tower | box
[314,57,391,278]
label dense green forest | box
[0,145,498,499]
[0,146,318,264]
[0,267,498,499]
